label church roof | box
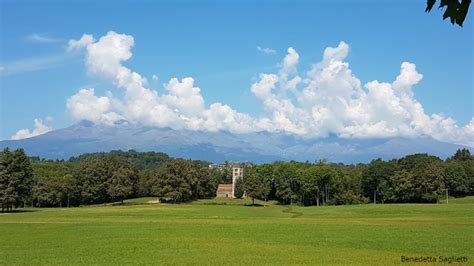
[216,184,233,193]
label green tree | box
[138,170,158,197]
[331,168,367,205]
[300,165,327,206]
[151,159,199,203]
[196,167,219,198]
[0,148,34,212]
[243,165,271,206]
[63,174,74,207]
[69,150,170,171]
[0,149,16,212]
[450,148,472,161]
[399,154,445,202]
[391,170,416,202]
[208,167,230,185]
[256,164,273,206]
[317,164,337,206]
[73,155,138,205]
[31,160,75,207]
[234,178,244,199]
[273,163,301,205]
[443,161,469,197]
[107,167,135,204]
[362,159,398,204]
[33,175,69,207]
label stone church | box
[215,166,243,198]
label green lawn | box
[0,197,473,265]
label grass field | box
[0,197,473,265]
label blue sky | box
[0,0,472,143]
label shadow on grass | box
[109,202,144,206]
[1,209,38,214]
[243,203,265,207]
[282,206,303,218]
[198,202,230,205]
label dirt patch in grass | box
[147,199,160,204]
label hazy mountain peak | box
[0,121,471,163]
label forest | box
[1,147,473,211]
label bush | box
[234,179,244,199]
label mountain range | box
[0,120,471,163]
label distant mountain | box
[0,120,471,163]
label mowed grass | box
[0,197,473,265]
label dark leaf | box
[426,0,436,12]
[439,0,450,8]
[443,0,460,24]
[456,0,471,26]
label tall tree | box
[273,163,301,205]
[243,165,271,206]
[107,167,135,204]
[73,154,138,205]
[391,170,416,202]
[300,165,330,206]
[62,174,74,208]
[0,148,15,212]
[196,167,219,198]
[399,154,445,202]
[33,176,66,207]
[443,161,469,197]
[151,159,199,203]
[450,148,472,161]
[362,159,398,204]
[31,160,75,207]
[0,148,33,212]
[331,168,366,205]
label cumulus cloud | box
[67,34,95,52]
[11,118,52,140]
[66,88,123,124]
[257,46,276,54]
[65,31,259,132]
[248,41,473,145]
[65,31,474,146]
[282,47,299,72]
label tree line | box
[1,148,473,211]
[241,149,473,206]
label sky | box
[0,0,473,145]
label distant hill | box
[0,120,471,163]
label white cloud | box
[393,62,423,90]
[66,88,123,124]
[11,118,52,140]
[251,74,279,99]
[279,47,302,95]
[152,74,158,81]
[25,33,61,43]
[322,41,349,63]
[249,41,473,145]
[0,55,71,76]
[64,32,474,146]
[65,31,257,132]
[282,47,299,72]
[67,34,95,52]
[257,46,276,54]
[163,77,205,117]
[1,34,73,76]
